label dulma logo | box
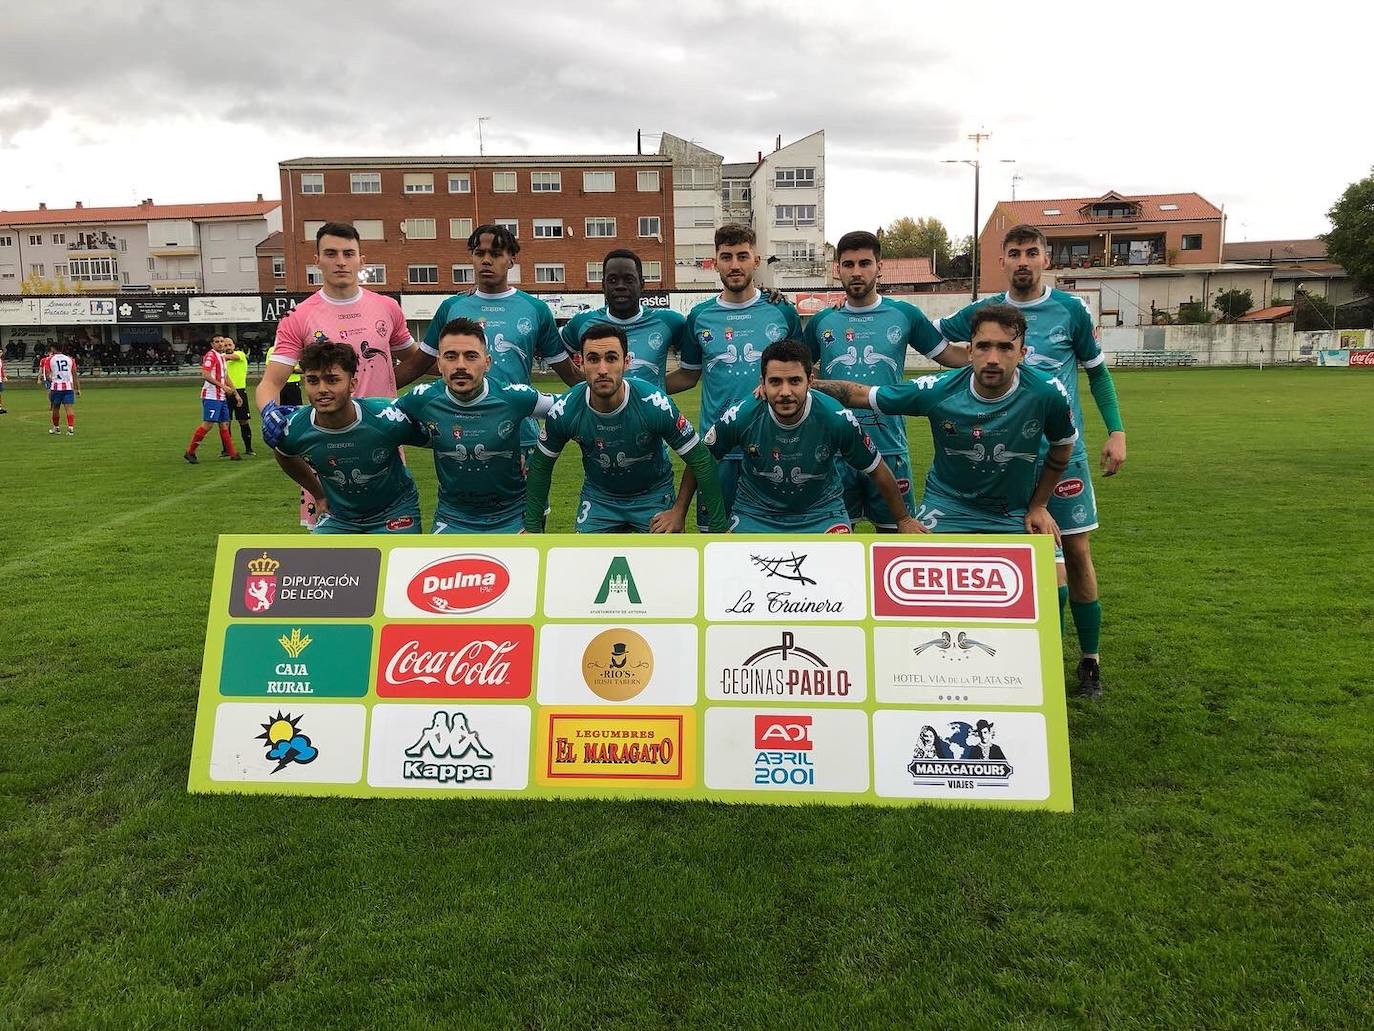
[407,555,510,614]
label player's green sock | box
[1058,586,1069,630]
[1070,599,1102,655]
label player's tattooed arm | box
[1026,442,1071,544]
[393,345,437,389]
[273,451,326,510]
[549,355,582,388]
[867,461,927,535]
[811,378,873,409]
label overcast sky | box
[2,0,1369,243]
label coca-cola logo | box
[873,545,1038,621]
[1053,478,1084,498]
[376,624,534,698]
[406,555,511,614]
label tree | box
[1323,168,1374,297]
[1293,289,1335,331]
[1176,300,1212,325]
[879,216,953,268]
[943,235,973,279]
[1213,288,1253,321]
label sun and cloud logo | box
[256,711,319,773]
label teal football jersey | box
[872,366,1077,518]
[803,297,947,455]
[936,287,1100,459]
[396,379,547,517]
[421,288,567,448]
[277,397,428,523]
[704,391,879,520]
[537,377,699,499]
[681,293,803,448]
[559,305,687,389]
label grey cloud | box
[0,101,51,147]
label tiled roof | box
[995,191,1222,226]
[882,257,940,284]
[1223,239,1327,262]
[256,231,284,253]
[0,200,280,227]
[1237,305,1295,322]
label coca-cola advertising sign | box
[376,624,534,699]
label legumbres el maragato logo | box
[872,544,1037,621]
[407,555,511,614]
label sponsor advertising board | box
[189,534,1071,809]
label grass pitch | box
[1,369,1371,1027]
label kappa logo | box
[906,719,1013,788]
[407,555,511,614]
[594,556,642,605]
[403,711,494,784]
[873,545,1036,620]
[1054,478,1085,499]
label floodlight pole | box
[944,129,1014,302]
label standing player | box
[523,324,727,534]
[396,317,557,533]
[222,336,255,456]
[935,225,1126,697]
[184,336,240,463]
[559,249,687,389]
[670,224,803,525]
[38,344,53,391]
[272,340,428,534]
[804,230,968,530]
[46,345,80,436]
[266,343,303,405]
[396,224,580,462]
[0,349,7,414]
[689,339,919,534]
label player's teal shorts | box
[698,458,741,530]
[729,505,853,534]
[842,453,915,529]
[432,500,524,534]
[313,509,422,534]
[1039,453,1099,536]
[916,495,1062,557]
[575,484,676,533]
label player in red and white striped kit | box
[46,347,80,435]
[184,337,241,463]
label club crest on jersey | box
[887,325,902,345]
[498,420,514,438]
[648,332,663,348]
[822,329,835,343]
[699,328,713,342]
[941,420,957,436]
[815,445,831,463]
[1021,419,1042,439]
[517,317,533,335]
[374,320,387,335]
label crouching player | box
[684,339,922,534]
[524,324,728,533]
[396,317,555,533]
[814,303,1075,544]
[272,340,427,534]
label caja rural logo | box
[872,544,1037,621]
[407,554,511,614]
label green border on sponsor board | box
[188,534,1072,811]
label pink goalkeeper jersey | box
[271,288,414,398]
[200,349,227,400]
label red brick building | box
[977,190,1224,294]
[277,155,676,293]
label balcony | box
[149,242,200,257]
[68,233,120,254]
[150,272,202,291]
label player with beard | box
[396,317,556,533]
[524,324,726,534]
[559,249,687,390]
[803,230,967,530]
[671,224,802,527]
[935,225,1126,698]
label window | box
[452,264,475,284]
[306,265,323,285]
[495,218,519,238]
[586,262,603,284]
[673,166,715,188]
[147,257,155,271]
[210,257,227,274]
[448,173,471,193]
[208,225,227,241]
[303,220,325,241]
[403,173,434,194]
[1181,234,1203,250]
[722,181,751,208]
[403,218,436,239]
[774,205,817,226]
[535,263,565,283]
[361,264,386,284]
[775,167,815,189]
[30,263,45,277]
[449,217,473,240]
[1159,203,1179,211]
[0,263,14,279]
[408,264,439,284]
[54,262,68,278]
[51,232,65,245]
[28,234,42,246]
[1091,203,1134,218]
[583,171,615,192]
[272,256,285,278]
[238,223,255,240]
[1042,208,1061,216]
[238,256,254,273]
[69,257,116,281]
[533,219,564,239]
[493,171,517,193]
[638,216,661,238]
[531,171,562,192]
[349,172,381,193]
[637,170,660,192]
[354,219,384,240]
[121,271,130,285]
[585,217,616,238]
[782,241,816,260]
[1053,241,1091,267]
[508,264,522,283]
[677,205,714,228]
[301,173,324,194]
[0,235,12,247]
[643,261,662,282]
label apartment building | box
[276,155,676,293]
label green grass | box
[2,369,1372,1028]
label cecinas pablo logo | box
[872,544,1037,621]
[407,554,511,614]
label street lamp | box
[943,130,1014,301]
